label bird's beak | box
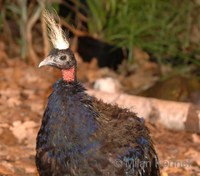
[38,56,55,68]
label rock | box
[94,77,121,93]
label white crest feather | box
[43,10,69,49]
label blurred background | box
[1,0,200,100]
[0,0,200,175]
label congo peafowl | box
[36,10,160,176]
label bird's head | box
[39,10,77,83]
[39,48,76,69]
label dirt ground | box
[0,51,200,175]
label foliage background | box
[0,0,200,75]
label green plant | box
[1,0,63,62]
[83,0,120,41]
[3,0,42,61]
[114,0,194,62]
[76,0,200,68]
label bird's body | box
[36,79,159,176]
[36,10,160,176]
[36,80,100,175]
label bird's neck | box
[61,66,76,82]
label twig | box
[60,18,88,37]
[26,5,42,64]
[62,1,87,22]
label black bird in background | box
[36,10,160,176]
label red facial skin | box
[61,67,75,82]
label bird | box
[36,10,160,176]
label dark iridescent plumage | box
[36,78,160,176]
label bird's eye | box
[60,56,66,61]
